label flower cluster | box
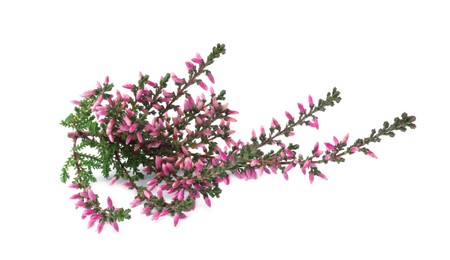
[60,43,416,233]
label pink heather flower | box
[309,173,315,184]
[204,196,211,207]
[251,129,256,139]
[197,80,208,90]
[155,156,162,169]
[123,83,134,89]
[284,164,294,173]
[191,53,203,64]
[106,119,114,135]
[110,176,118,185]
[147,80,156,87]
[342,133,349,144]
[333,136,339,145]
[87,189,96,201]
[350,146,359,152]
[308,95,314,107]
[96,81,102,89]
[71,100,81,106]
[156,186,163,198]
[129,123,138,133]
[206,72,215,84]
[97,221,104,234]
[171,74,185,84]
[81,89,96,98]
[177,189,184,200]
[151,211,160,221]
[366,149,378,159]
[141,206,151,215]
[271,118,279,128]
[285,111,294,121]
[313,142,319,152]
[185,61,195,70]
[69,193,81,199]
[324,142,335,151]
[147,179,158,187]
[111,221,119,232]
[68,183,79,189]
[75,200,86,208]
[137,132,143,143]
[130,198,141,208]
[123,181,132,188]
[144,189,151,199]
[173,214,180,227]
[163,89,174,97]
[219,150,228,162]
[87,217,97,229]
[107,196,114,208]
[318,173,328,180]
[139,71,143,79]
[136,89,143,100]
[324,154,331,161]
[315,150,324,156]
[104,76,109,84]
[125,134,132,145]
[283,173,289,181]
[303,160,311,169]
[297,103,306,113]
[250,159,259,167]
[160,209,169,217]
[93,96,103,109]
[124,116,132,127]
[224,176,230,185]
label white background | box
[1,0,449,259]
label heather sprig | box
[60,43,416,233]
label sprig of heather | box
[61,43,416,233]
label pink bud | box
[303,160,311,169]
[185,61,195,71]
[309,173,315,184]
[156,186,163,198]
[191,53,203,64]
[141,206,151,215]
[129,123,138,133]
[151,211,160,221]
[147,80,156,87]
[144,189,151,199]
[125,134,132,145]
[251,129,256,139]
[87,189,96,201]
[97,221,104,234]
[137,132,143,143]
[197,80,208,90]
[71,100,81,106]
[106,119,114,135]
[155,156,162,169]
[271,118,279,128]
[284,164,294,173]
[81,89,96,98]
[318,173,328,180]
[68,183,79,189]
[206,72,215,84]
[342,133,349,144]
[171,74,185,84]
[250,159,259,167]
[111,221,119,232]
[283,173,289,180]
[123,181,132,188]
[177,189,184,200]
[204,196,211,207]
[130,198,141,208]
[350,146,359,152]
[110,176,118,185]
[324,142,335,151]
[366,150,378,159]
[104,76,109,84]
[308,95,314,107]
[174,214,180,226]
[285,111,294,121]
[107,196,114,208]
[69,193,81,199]
[97,81,102,89]
[136,89,143,100]
[122,84,134,89]
[333,136,339,145]
[297,103,306,113]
